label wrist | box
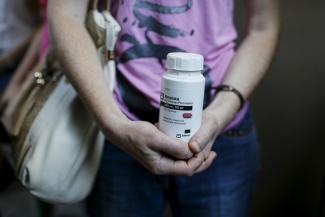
[92,103,130,139]
[101,113,131,144]
[101,108,131,132]
[205,91,241,130]
[215,84,245,110]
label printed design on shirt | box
[118,0,208,72]
[116,0,212,120]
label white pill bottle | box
[159,52,205,142]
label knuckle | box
[184,149,193,158]
[140,134,156,148]
[141,132,153,144]
[185,170,194,177]
[149,162,163,175]
[203,150,210,159]
[147,164,157,174]
[143,135,153,146]
[178,147,192,159]
[182,166,195,176]
[152,167,163,175]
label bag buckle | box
[34,72,46,86]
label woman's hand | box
[105,118,217,176]
[188,110,221,160]
[188,91,240,168]
[48,0,216,176]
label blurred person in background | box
[0,0,41,90]
[0,0,52,216]
[48,0,280,216]
[0,0,41,192]
[0,0,50,106]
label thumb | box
[189,119,218,153]
[150,129,194,159]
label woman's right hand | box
[105,119,217,176]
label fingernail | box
[189,140,200,153]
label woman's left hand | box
[189,92,240,172]
[188,110,221,171]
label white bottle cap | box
[166,52,204,71]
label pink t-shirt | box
[111,0,248,128]
[38,0,50,58]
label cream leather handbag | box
[0,0,120,203]
[16,68,105,203]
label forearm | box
[0,31,36,72]
[206,0,280,129]
[8,30,41,85]
[48,0,127,136]
[208,31,279,125]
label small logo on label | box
[185,129,191,134]
[176,134,181,138]
[183,113,192,119]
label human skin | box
[188,0,280,169]
[0,30,41,107]
[0,0,41,73]
[0,31,36,73]
[48,0,216,176]
[48,0,279,175]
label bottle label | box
[159,87,203,142]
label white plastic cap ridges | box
[166,52,204,71]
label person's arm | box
[0,30,41,111]
[0,31,37,73]
[189,0,280,156]
[48,0,216,175]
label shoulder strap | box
[90,0,111,11]
[89,0,97,10]
[106,0,112,11]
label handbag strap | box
[87,0,119,92]
[90,0,111,11]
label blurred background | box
[235,0,325,216]
[1,0,325,216]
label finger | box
[150,130,193,159]
[201,138,216,159]
[189,119,217,153]
[154,152,207,176]
[194,151,217,174]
